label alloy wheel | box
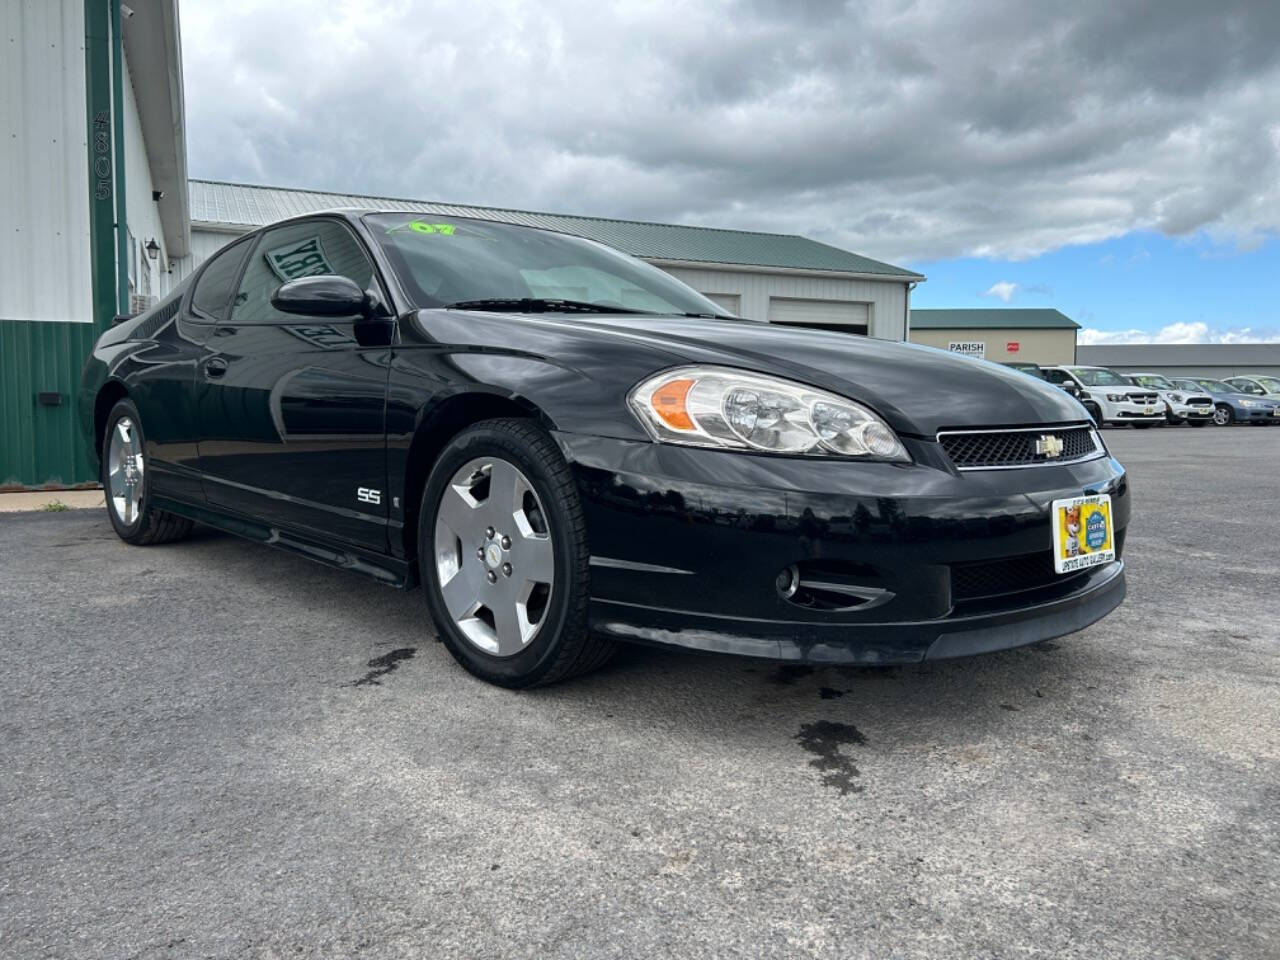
[433,456,554,657]
[107,416,145,526]
[1213,407,1230,426]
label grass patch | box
[40,500,70,512]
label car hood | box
[564,315,1088,436]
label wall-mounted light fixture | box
[145,239,160,260]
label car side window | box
[231,219,377,324]
[1044,369,1068,385]
[190,235,254,320]
[1231,380,1261,395]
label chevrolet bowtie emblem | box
[1036,434,1065,458]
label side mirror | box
[272,275,372,317]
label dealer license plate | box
[1143,406,1156,415]
[1051,494,1115,574]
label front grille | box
[938,425,1101,470]
[952,551,1062,602]
[951,530,1125,604]
[1185,396,1212,406]
[1126,392,1159,403]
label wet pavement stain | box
[771,665,816,685]
[794,720,867,795]
[347,648,417,687]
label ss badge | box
[357,487,382,505]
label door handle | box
[204,357,228,379]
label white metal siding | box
[767,298,869,328]
[121,49,169,299]
[0,0,91,323]
[702,292,741,314]
[659,265,907,340]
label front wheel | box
[101,398,193,545]
[1213,405,1233,426]
[1084,403,1104,427]
[419,418,614,687]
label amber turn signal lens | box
[650,378,696,431]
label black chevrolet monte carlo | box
[79,211,1129,687]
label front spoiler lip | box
[590,560,1126,665]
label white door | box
[767,298,869,331]
[701,292,741,315]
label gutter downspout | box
[904,281,918,342]
[84,0,117,329]
[110,0,128,315]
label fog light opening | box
[776,564,800,599]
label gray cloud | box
[181,0,1280,263]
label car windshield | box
[366,213,731,318]
[1070,367,1130,386]
[1253,376,1280,393]
[1131,374,1174,389]
[1194,379,1233,393]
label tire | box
[101,398,194,545]
[1084,403,1104,427]
[1213,405,1233,426]
[419,418,614,687]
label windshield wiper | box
[444,298,657,315]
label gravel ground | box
[1,427,1277,959]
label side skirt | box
[151,494,411,589]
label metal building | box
[178,179,923,338]
[1076,343,1280,378]
[909,309,1079,365]
[2,0,188,488]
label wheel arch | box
[400,390,558,564]
[93,380,131,461]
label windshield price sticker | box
[387,220,458,236]
[265,236,334,281]
[1051,494,1115,574]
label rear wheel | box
[419,418,614,687]
[1213,405,1233,426]
[101,398,193,545]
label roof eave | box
[645,258,926,283]
[123,0,190,258]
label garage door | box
[701,292,741,315]
[767,298,869,333]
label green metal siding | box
[910,308,1079,330]
[0,320,98,488]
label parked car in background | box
[1225,376,1280,402]
[1124,372,1214,426]
[1174,378,1280,425]
[1001,362,1082,398]
[1042,366,1164,428]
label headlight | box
[1242,399,1261,408]
[629,366,909,461]
[1168,393,1183,402]
[1106,393,1127,402]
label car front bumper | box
[556,433,1129,665]
[1169,401,1215,421]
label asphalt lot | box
[2,427,1278,959]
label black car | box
[79,211,1129,687]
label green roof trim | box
[188,179,923,280]
[910,308,1079,330]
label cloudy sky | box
[181,0,1280,342]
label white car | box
[1042,365,1165,428]
[1125,372,1214,426]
